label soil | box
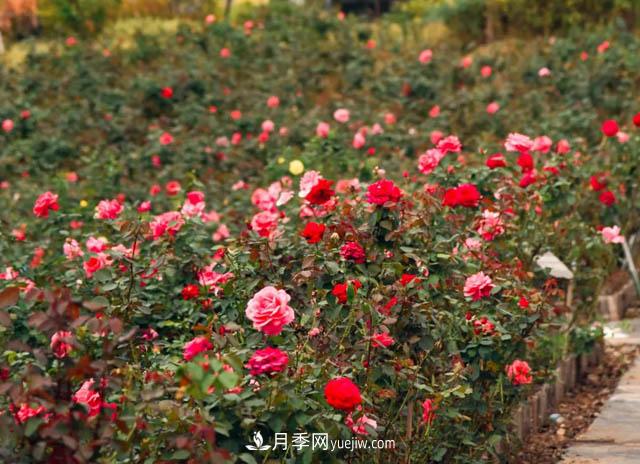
[601,269,632,294]
[514,344,640,464]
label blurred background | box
[1,0,638,44]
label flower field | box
[0,2,639,463]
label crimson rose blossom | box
[366,179,403,206]
[183,336,213,361]
[324,377,362,411]
[305,179,335,205]
[372,332,395,348]
[599,190,616,206]
[601,119,619,137]
[442,184,481,208]
[33,192,59,218]
[245,286,295,336]
[182,284,200,300]
[506,360,533,385]
[300,222,326,244]
[633,112,640,127]
[486,153,507,169]
[245,347,289,376]
[421,398,436,424]
[12,403,46,424]
[399,273,419,286]
[332,280,362,304]
[464,272,494,301]
[340,241,366,264]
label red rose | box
[33,192,59,218]
[516,153,534,172]
[366,179,403,206]
[331,280,362,304]
[300,222,326,244]
[182,284,200,300]
[590,174,607,191]
[340,241,366,264]
[601,119,619,137]
[399,273,418,287]
[599,190,616,206]
[324,377,362,411]
[519,171,537,188]
[372,332,395,348]
[486,153,506,169]
[633,112,640,127]
[161,87,173,99]
[305,179,335,205]
[442,184,481,208]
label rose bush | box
[0,3,639,463]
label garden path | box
[562,319,640,463]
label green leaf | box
[169,450,190,460]
[24,418,43,437]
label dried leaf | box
[0,287,20,309]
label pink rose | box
[250,211,279,238]
[345,408,377,435]
[183,336,213,361]
[531,135,552,153]
[150,211,185,239]
[50,331,73,358]
[63,239,84,260]
[418,148,446,175]
[245,286,295,336]
[601,226,624,244]
[94,199,123,220]
[352,131,366,149]
[267,95,280,108]
[506,360,532,385]
[2,119,14,133]
[159,132,174,145]
[486,102,500,114]
[299,170,321,198]
[245,347,289,376]
[556,139,571,154]
[316,121,330,138]
[463,272,494,301]
[505,133,533,153]
[197,265,234,294]
[73,379,102,417]
[333,108,350,123]
[418,49,432,64]
[436,135,461,154]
